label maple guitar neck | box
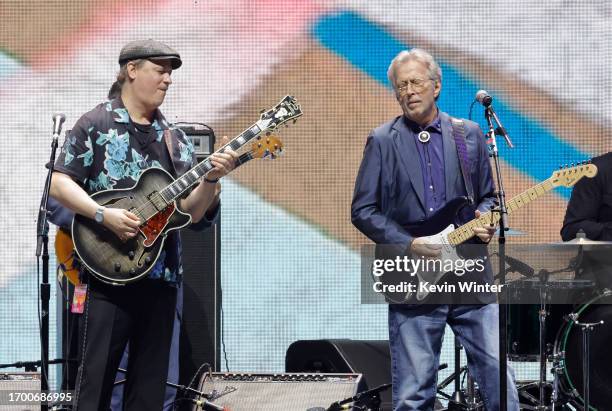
[448,163,598,246]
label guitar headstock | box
[257,95,302,132]
[250,135,283,160]
[550,162,598,187]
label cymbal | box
[553,238,612,246]
[538,237,612,251]
[505,277,594,290]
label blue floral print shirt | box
[54,97,198,284]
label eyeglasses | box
[397,78,432,94]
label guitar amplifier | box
[286,339,391,411]
[176,123,215,159]
[0,373,41,410]
[193,373,361,411]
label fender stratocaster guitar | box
[378,162,598,304]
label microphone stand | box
[36,121,62,411]
[325,383,391,411]
[483,103,511,411]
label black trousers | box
[73,277,177,411]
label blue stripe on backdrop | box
[0,266,59,387]
[312,10,591,198]
[0,50,22,79]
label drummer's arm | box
[561,172,612,241]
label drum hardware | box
[567,313,604,411]
[504,252,594,411]
[549,351,565,409]
[464,372,479,411]
[538,270,551,410]
[513,268,556,411]
[505,238,610,409]
[552,289,612,410]
[436,336,484,410]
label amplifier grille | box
[195,373,361,411]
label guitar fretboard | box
[131,95,301,221]
[447,180,555,246]
[160,124,262,202]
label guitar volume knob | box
[114,262,121,272]
[128,251,135,260]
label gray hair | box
[387,49,442,91]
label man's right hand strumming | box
[102,208,141,242]
[409,237,442,258]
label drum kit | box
[442,235,612,411]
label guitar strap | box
[450,118,475,205]
[162,129,178,177]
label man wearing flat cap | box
[50,39,238,410]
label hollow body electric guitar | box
[72,96,301,285]
[378,163,598,304]
[57,135,284,286]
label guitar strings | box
[130,142,250,223]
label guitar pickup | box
[147,191,168,211]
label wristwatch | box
[94,206,105,224]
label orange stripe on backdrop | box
[214,42,569,250]
[0,0,169,69]
[377,23,612,157]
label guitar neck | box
[447,179,556,246]
[160,123,263,202]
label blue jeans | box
[388,304,519,411]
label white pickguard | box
[412,224,461,302]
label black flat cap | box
[118,39,182,69]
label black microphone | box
[52,113,66,139]
[475,90,493,107]
[505,255,534,278]
[475,90,513,148]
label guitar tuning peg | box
[266,132,271,136]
